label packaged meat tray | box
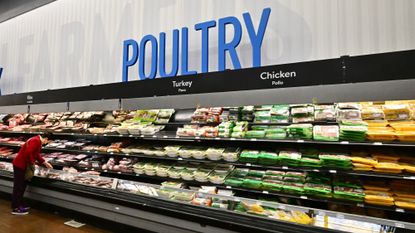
[314,105,336,121]
[304,183,332,197]
[300,158,322,168]
[257,151,279,165]
[333,186,365,202]
[313,125,339,141]
[361,106,385,120]
[245,130,266,139]
[279,151,301,166]
[239,150,259,163]
[205,147,224,160]
[222,147,240,162]
[242,179,263,189]
[395,131,415,142]
[281,182,305,195]
[383,104,411,121]
[287,124,313,139]
[366,131,397,141]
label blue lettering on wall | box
[159,30,179,77]
[122,8,271,82]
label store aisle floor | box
[0,198,110,233]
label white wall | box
[0,0,414,95]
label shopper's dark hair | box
[42,132,53,139]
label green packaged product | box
[333,186,365,202]
[265,170,285,177]
[263,175,284,181]
[319,153,352,169]
[304,183,332,197]
[251,125,270,131]
[300,158,322,167]
[282,183,305,194]
[231,131,245,138]
[265,127,286,134]
[247,170,265,178]
[245,130,266,139]
[271,105,290,116]
[257,151,279,165]
[279,151,302,166]
[224,178,244,187]
[242,179,263,189]
[239,150,259,163]
[255,105,273,111]
[271,115,289,123]
[231,168,249,178]
[232,126,246,132]
[262,181,283,192]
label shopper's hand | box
[44,162,53,169]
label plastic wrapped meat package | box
[313,125,339,141]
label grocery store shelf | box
[1,142,415,181]
[1,130,415,148]
[0,174,344,233]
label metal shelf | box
[1,141,415,181]
[1,129,415,148]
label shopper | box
[11,133,53,215]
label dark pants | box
[12,166,27,209]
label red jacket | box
[13,135,45,170]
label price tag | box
[312,169,320,172]
[135,174,140,176]
[110,152,114,155]
[104,170,108,172]
[125,153,130,156]
[129,135,133,137]
[262,191,269,194]
[396,208,405,213]
[336,214,345,219]
[178,158,183,161]
[246,163,252,167]
[373,142,383,145]
[329,170,337,174]
[297,140,304,143]
[404,176,415,180]
[152,135,157,138]
[111,179,118,190]
[250,138,257,141]
[226,186,232,189]
[195,136,200,140]
[395,223,405,228]
[282,166,288,170]
[215,137,221,140]
[91,168,95,171]
[230,138,236,141]
[340,141,349,144]
[356,203,364,207]
[94,134,98,136]
[163,136,168,138]
[117,172,122,174]
[175,136,180,139]
[300,196,308,199]
[103,134,107,136]
[87,151,91,153]
[71,133,75,135]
